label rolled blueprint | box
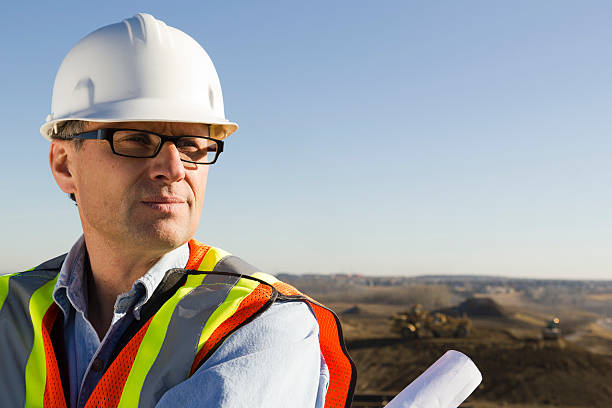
[384,350,482,408]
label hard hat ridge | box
[41,13,238,140]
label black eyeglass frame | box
[69,128,224,165]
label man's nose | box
[148,141,186,182]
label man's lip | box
[141,197,186,204]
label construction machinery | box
[542,317,562,340]
[391,304,472,339]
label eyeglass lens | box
[112,130,219,163]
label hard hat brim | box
[40,98,238,140]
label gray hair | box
[50,120,88,202]
[50,120,87,145]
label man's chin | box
[132,221,192,251]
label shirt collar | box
[114,243,189,320]
[53,235,190,325]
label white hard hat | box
[40,13,237,140]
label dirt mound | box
[460,297,506,317]
[349,339,612,406]
[439,297,506,318]
[341,305,363,315]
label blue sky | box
[2,1,612,279]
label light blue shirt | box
[52,236,329,407]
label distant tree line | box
[291,281,453,309]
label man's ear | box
[49,140,77,196]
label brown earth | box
[329,302,612,408]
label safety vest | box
[0,239,356,408]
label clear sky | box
[1,1,611,279]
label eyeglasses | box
[69,128,224,165]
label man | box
[0,13,355,407]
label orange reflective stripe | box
[189,283,274,376]
[24,275,59,407]
[272,280,316,300]
[309,302,356,408]
[271,281,356,408]
[84,319,152,408]
[185,239,211,269]
[42,304,67,408]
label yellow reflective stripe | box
[195,277,260,353]
[117,246,232,406]
[24,276,58,407]
[250,271,279,284]
[117,274,206,408]
[197,248,246,351]
[198,247,231,271]
[0,273,19,312]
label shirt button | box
[91,358,105,372]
